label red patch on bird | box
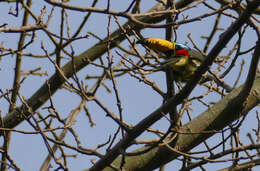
[175,49,189,56]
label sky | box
[0,0,259,171]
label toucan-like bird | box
[137,38,232,92]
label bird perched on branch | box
[137,37,232,92]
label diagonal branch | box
[90,60,260,171]
[1,0,195,133]
[86,1,260,170]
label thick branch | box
[86,1,260,170]
[1,0,195,133]
[93,75,260,171]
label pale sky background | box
[0,0,259,170]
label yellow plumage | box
[137,38,176,54]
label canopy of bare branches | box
[0,0,259,171]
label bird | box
[137,37,232,92]
[137,38,206,81]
